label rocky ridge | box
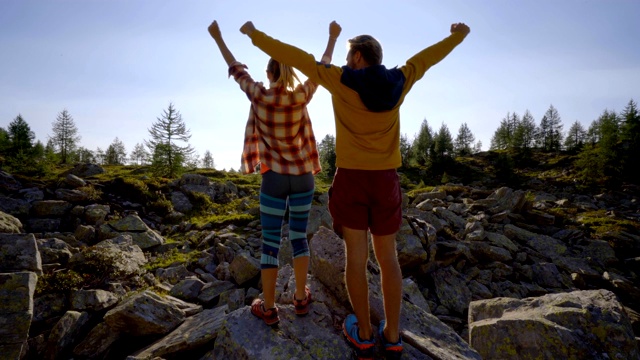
[1,164,640,359]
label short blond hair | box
[348,35,383,65]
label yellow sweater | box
[250,30,467,170]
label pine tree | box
[202,150,215,169]
[51,109,81,164]
[473,140,483,154]
[412,119,433,165]
[105,137,127,165]
[620,99,640,180]
[564,120,587,152]
[8,114,35,156]
[145,103,194,177]
[76,147,95,163]
[399,133,413,167]
[318,134,337,179]
[130,143,149,165]
[513,110,537,150]
[95,147,106,165]
[537,105,563,152]
[490,113,518,150]
[454,123,475,156]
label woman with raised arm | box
[208,20,341,326]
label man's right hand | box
[240,21,256,36]
[329,21,342,39]
[451,22,470,36]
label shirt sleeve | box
[229,62,265,101]
[250,30,344,94]
[401,32,467,87]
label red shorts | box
[328,168,402,236]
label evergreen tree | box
[432,123,454,172]
[585,119,600,146]
[399,133,412,167]
[145,103,194,177]
[8,114,35,156]
[412,119,432,166]
[490,112,518,150]
[576,109,621,186]
[454,122,475,156]
[51,109,81,164]
[130,143,149,165]
[0,127,9,168]
[537,105,563,152]
[620,99,640,147]
[318,134,337,179]
[564,120,587,152]
[473,140,483,154]
[95,147,106,165]
[44,139,58,163]
[513,110,537,150]
[105,137,127,165]
[202,150,215,169]
[76,147,96,163]
[619,99,640,181]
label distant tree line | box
[0,102,216,177]
[3,99,638,188]
[316,99,639,188]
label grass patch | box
[144,248,202,272]
[576,210,640,238]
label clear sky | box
[2,0,639,171]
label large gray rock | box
[0,233,42,274]
[128,306,228,360]
[0,272,37,354]
[0,195,30,217]
[65,163,105,177]
[396,220,428,270]
[210,305,351,360]
[72,322,120,360]
[0,170,21,192]
[55,188,90,202]
[469,289,639,360]
[229,251,260,286]
[104,291,186,336]
[98,214,164,249]
[84,204,110,225]
[430,267,472,315]
[0,210,23,233]
[71,289,119,311]
[44,310,91,360]
[69,235,147,279]
[503,224,567,260]
[30,200,73,217]
[309,226,349,305]
[37,238,74,265]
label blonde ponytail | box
[267,58,301,91]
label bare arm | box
[320,21,342,63]
[208,20,237,66]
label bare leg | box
[261,268,278,309]
[293,255,310,300]
[343,226,373,340]
[372,232,402,343]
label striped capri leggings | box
[259,170,314,269]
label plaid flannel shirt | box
[230,62,321,175]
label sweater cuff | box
[228,61,247,78]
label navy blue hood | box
[340,65,406,112]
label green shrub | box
[35,270,85,296]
